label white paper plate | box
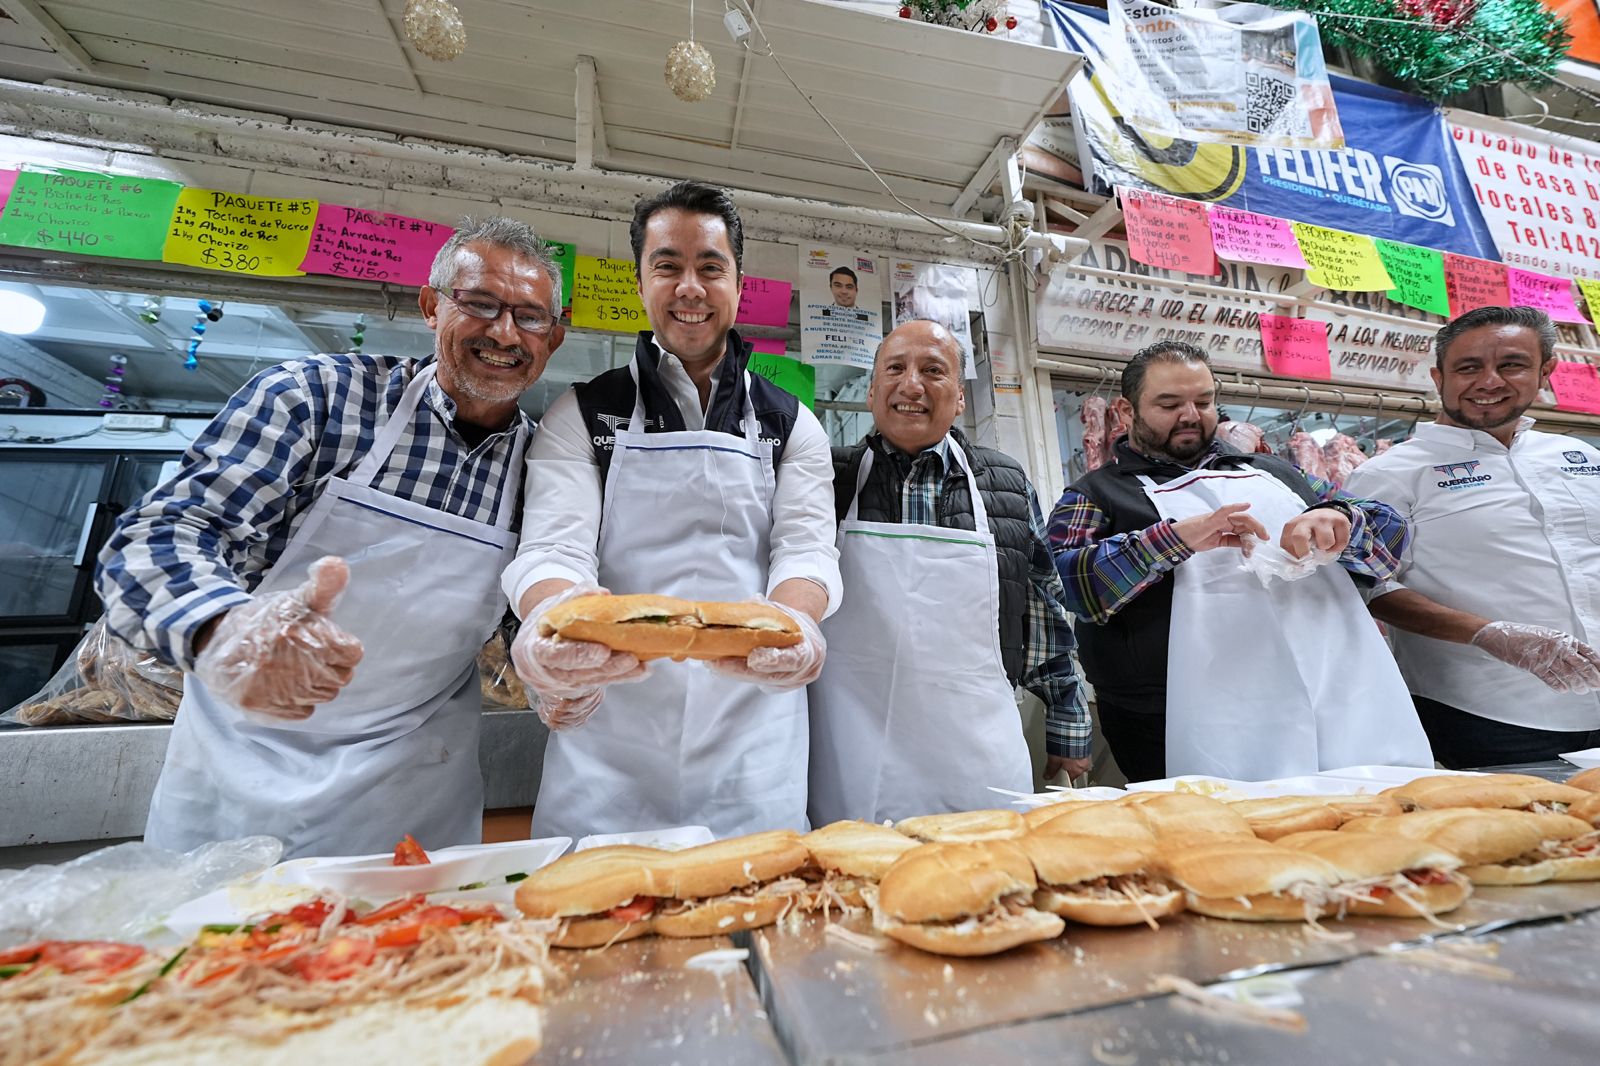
[1317,765,1469,783]
[576,826,715,851]
[1124,775,1258,798]
[1560,748,1600,770]
[161,837,570,937]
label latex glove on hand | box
[708,600,826,691]
[511,585,649,730]
[194,555,365,720]
[1470,621,1600,694]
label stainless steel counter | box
[538,936,787,1066]
[748,884,1600,1065]
[0,707,550,846]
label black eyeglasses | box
[440,288,558,335]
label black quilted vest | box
[1068,436,1325,714]
[834,427,1034,684]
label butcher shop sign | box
[1038,238,1438,392]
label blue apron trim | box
[342,498,505,550]
[623,443,764,459]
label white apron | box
[1139,466,1433,779]
[531,362,808,840]
[808,439,1030,824]
[146,363,525,859]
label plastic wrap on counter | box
[4,618,184,727]
[479,625,531,709]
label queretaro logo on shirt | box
[1565,450,1589,464]
[1432,460,1491,490]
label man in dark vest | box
[808,319,1089,823]
[505,180,841,840]
[1048,341,1431,784]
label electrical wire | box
[723,0,1032,263]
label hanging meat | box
[1215,420,1265,454]
[1287,431,1332,482]
[1080,395,1109,471]
[1322,433,1368,486]
[1374,438,1395,455]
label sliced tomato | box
[373,905,469,949]
[393,834,430,866]
[289,937,376,982]
[37,941,145,976]
[607,897,658,923]
[452,906,505,925]
[352,895,428,925]
[1368,885,1393,898]
[1404,868,1453,886]
[288,900,341,926]
[193,961,245,986]
[0,943,43,967]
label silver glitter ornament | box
[664,40,716,102]
[403,0,467,62]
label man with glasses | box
[98,216,565,858]
[504,180,840,839]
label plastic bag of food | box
[478,622,531,709]
[1236,533,1338,588]
[3,618,184,727]
[0,836,282,948]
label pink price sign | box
[1505,268,1587,324]
[1549,361,1600,415]
[1208,206,1307,269]
[300,205,452,286]
[1119,187,1218,276]
[1259,313,1331,380]
[737,276,792,327]
[0,169,18,217]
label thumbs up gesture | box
[194,555,366,719]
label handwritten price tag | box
[0,169,180,260]
[738,276,793,327]
[1375,239,1449,317]
[1443,254,1509,318]
[1259,313,1331,380]
[1291,223,1392,292]
[299,205,451,286]
[1549,361,1600,415]
[1120,187,1218,276]
[570,255,647,331]
[162,188,316,275]
[748,340,815,409]
[1505,268,1586,324]
[1209,206,1306,269]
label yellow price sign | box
[162,188,316,276]
[1578,278,1600,325]
[570,255,647,332]
[1290,222,1393,292]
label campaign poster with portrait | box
[800,244,882,369]
[890,259,978,379]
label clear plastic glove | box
[1237,533,1337,588]
[532,688,605,732]
[510,585,648,721]
[194,555,364,719]
[707,600,827,691]
[1470,621,1600,694]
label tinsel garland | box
[1255,0,1571,99]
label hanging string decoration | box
[897,0,1011,34]
[403,0,467,62]
[99,353,128,409]
[1253,0,1571,99]
[350,314,367,353]
[185,299,221,371]
[137,296,162,325]
[665,0,715,102]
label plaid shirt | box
[96,354,530,671]
[879,438,1091,759]
[1046,440,1410,625]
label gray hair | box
[428,215,563,310]
[1434,305,1558,369]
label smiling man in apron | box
[1048,341,1432,782]
[504,181,841,840]
[809,321,1090,824]
[97,217,565,858]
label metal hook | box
[1405,395,1427,436]
[1370,392,1386,448]
[1244,380,1262,423]
[1330,388,1348,434]
[380,282,399,322]
[1292,386,1313,429]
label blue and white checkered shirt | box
[96,353,531,671]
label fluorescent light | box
[0,289,45,334]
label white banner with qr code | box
[1104,0,1343,150]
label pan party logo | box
[1382,158,1454,225]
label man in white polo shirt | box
[1346,306,1600,768]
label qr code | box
[1245,71,1296,134]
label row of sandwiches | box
[515,770,1600,957]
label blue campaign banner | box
[1042,1,1500,259]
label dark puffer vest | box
[834,427,1034,684]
